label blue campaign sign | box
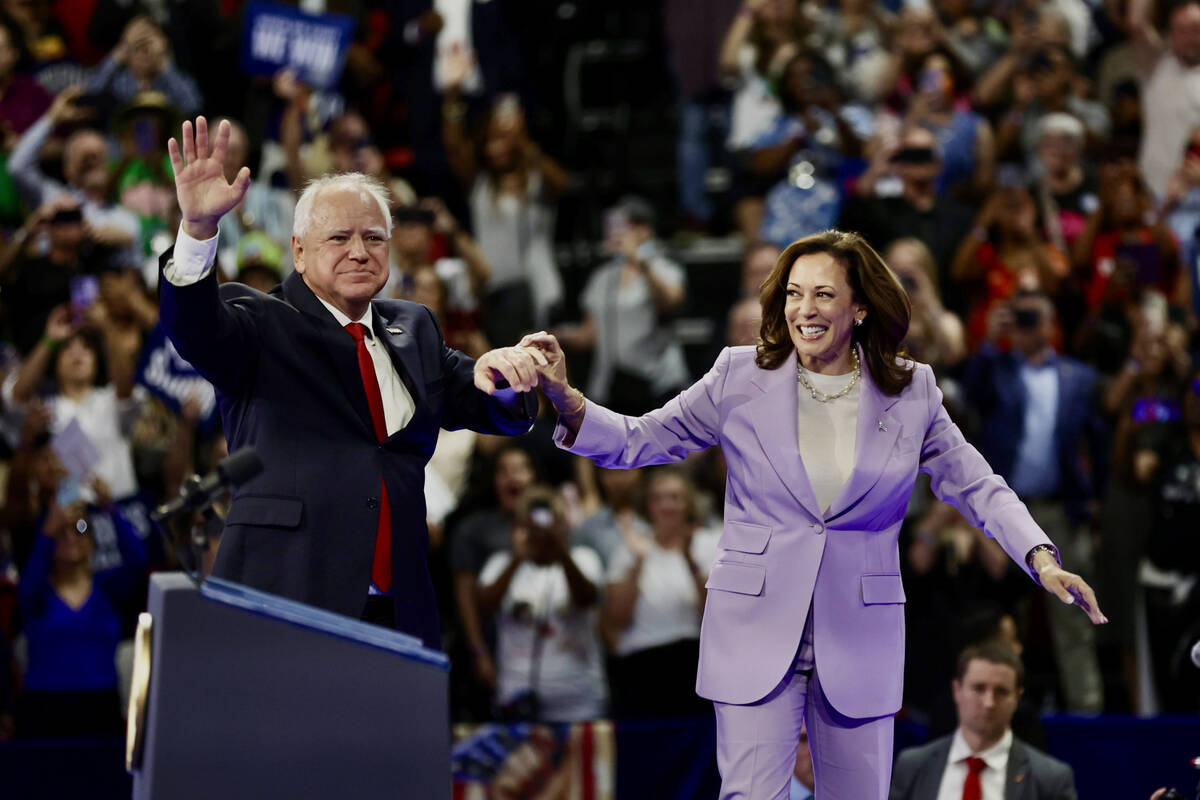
[135,324,220,433]
[241,1,355,90]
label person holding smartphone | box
[963,289,1107,712]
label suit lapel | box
[370,303,424,411]
[1005,739,1033,800]
[280,273,377,438]
[826,346,901,520]
[747,351,822,520]
[917,738,955,798]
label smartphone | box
[69,274,99,325]
[56,477,84,508]
[71,273,99,307]
[1131,397,1182,424]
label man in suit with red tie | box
[158,116,545,649]
[889,643,1077,800]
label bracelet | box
[555,388,585,417]
[41,335,60,351]
[1025,543,1058,585]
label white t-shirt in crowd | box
[606,528,719,657]
[1140,51,1200,199]
[479,546,608,722]
[51,385,141,500]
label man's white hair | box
[1037,112,1085,144]
[293,172,393,239]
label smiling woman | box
[520,226,1106,800]
[758,230,914,393]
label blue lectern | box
[127,573,450,799]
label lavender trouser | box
[713,665,894,799]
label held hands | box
[515,332,570,399]
[1032,551,1108,625]
[473,345,549,394]
[167,117,251,241]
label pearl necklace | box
[796,348,861,402]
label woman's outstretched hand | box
[1033,552,1108,625]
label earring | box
[854,317,864,327]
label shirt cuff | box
[162,223,219,286]
[1025,543,1061,586]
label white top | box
[727,45,783,150]
[51,385,140,499]
[165,224,416,434]
[936,728,1013,800]
[1139,51,1200,199]
[468,172,562,326]
[606,527,719,656]
[580,254,690,402]
[479,547,608,722]
[796,368,860,513]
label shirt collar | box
[1016,347,1057,369]
[316,295,374,337]
[948,727,1013,773]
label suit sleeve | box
[158,247,262,395]
[1049,759,1079,800]
[551,347,731,468]
[915,363,1053,581]
[886,749,917,800]
[431,306,536,435]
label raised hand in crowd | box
[167,117,252,241]
[46,85,91,127]
[441,42,476,94]
[114,15,171,86]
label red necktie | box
[961,756,987,800]
[345,322,392,593]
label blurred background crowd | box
[0,0,1197,772]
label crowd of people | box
[0,0,1195,772]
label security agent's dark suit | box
[159,254,536,649]
[889,735,1077,800]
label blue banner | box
[240,1,355,90]
[135,324,219,432]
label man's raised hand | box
[167,117,250,241]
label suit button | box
[813,523,825,534]
[367,497,379,510]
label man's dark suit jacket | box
[889,734,1077,800]
[962,345,1107,527]
[159,256,536,649]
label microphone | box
[152,447,264,523]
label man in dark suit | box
[889,643,1077,800]
[963,288,1107,712]
[159,117,545,649]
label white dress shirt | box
[936,728,1013,800]
[164,224,415,433]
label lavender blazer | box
[555,345,1052,718]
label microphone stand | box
[152,474,214,586]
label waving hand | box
[167,116,250,240]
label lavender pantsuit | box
[554,346,1052,798]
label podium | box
[127,573,450,799]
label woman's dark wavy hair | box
[756,230,914,396]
